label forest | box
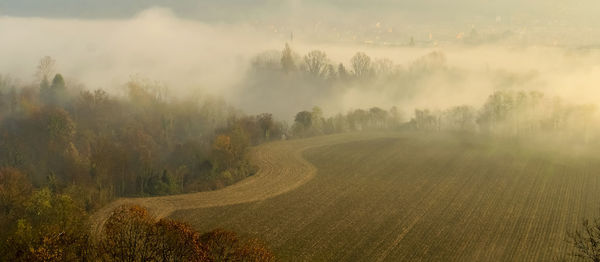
[1,43,600,260]
[0,61,285,260]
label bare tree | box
[568,218,600,262]
[350,52,372,79]
[36,56,56,81]
[303,50,329,78]
[373,58,395,77]
[251,50,281,71]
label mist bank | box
[0,8,283,95]
[236,43,600,123]
[3,8,600,122]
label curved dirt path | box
[90,132,396,234]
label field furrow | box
[170,133,600,261]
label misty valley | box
[3,1,600,261]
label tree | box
[0,168,31,216]
[409,51,447,73]
[251,50,281,71]
[200,229,274,262]
[51,74,65,91]
[347,109,368,131]
[324,64,336,80]
[373,58,395,77]
[210,125,250,172]
[411,109,439,131]
[0,168,32,258]
[41,73,67,105]
[294,111,312,129]
[389,106,404,129]
[338,63,348,80]
[281,43,296,73]
[126,77,166,107]
[311,106,324,134]
[477,91,514,132]
[350,52,372,79]
[228,126,250,162]
[101,205,158,261]
[568,218,600,262]
[303,50,330,78]
[36,56,56,82]
[51,74,66,103]
[154,218,208,261]
[443,105,476,131]
[36,106,76,147]
[4,188,91,261]
[39,76,51,103]
[293,111,313,137]
[100,205,271,261]
[369,107,388,129]
[257,113,274,140]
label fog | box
[2,6,600,121]
[0,8,284,94]
[5,4,600,260]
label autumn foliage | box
[0,65,283,261]
[100,205,274,262]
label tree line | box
[290,106,404,137]
[240,43,449,119]
[408,90,596,141]
[287,90,597,143]
[253,43,447,82]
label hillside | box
[170,132,600,261]
[91,132,397,235]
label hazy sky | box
[2,0,600,26]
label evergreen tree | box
[39,76,51,104]
[281,43,296,73]
[49,74,67,105]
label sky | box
[2,0,600,25]
[4,1,600,47]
